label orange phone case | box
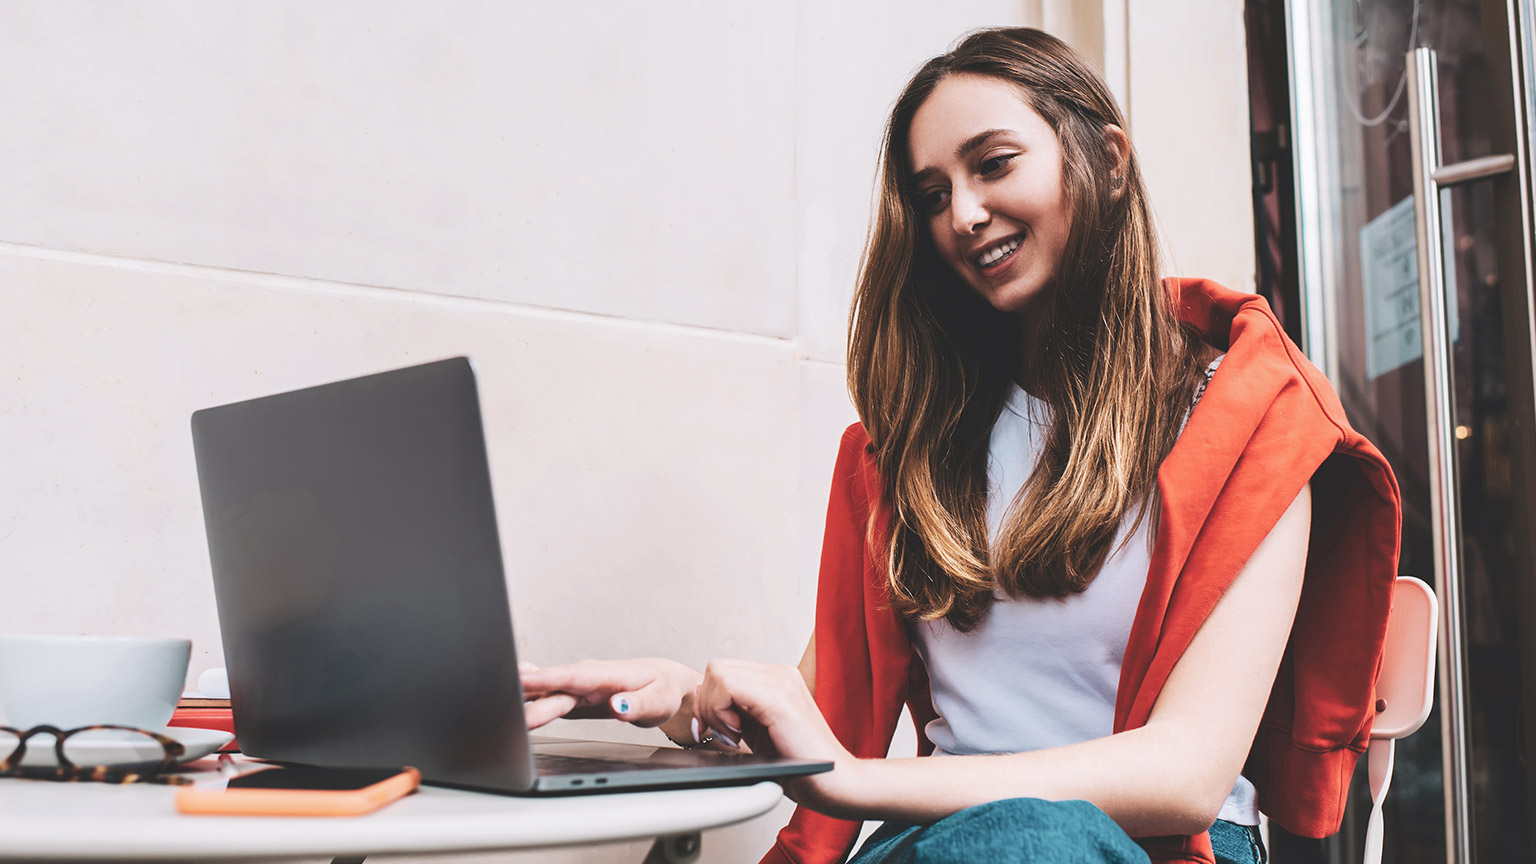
[175,767,421,816]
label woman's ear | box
[1103,125,1131,201]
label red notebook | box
[169,699,239,752]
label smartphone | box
[176,765,421,816]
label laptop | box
[189,357,831,794]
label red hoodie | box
[761,279,1402,864]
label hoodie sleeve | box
[761,424,916,864]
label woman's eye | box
[918,188,950,214]
[979,154,1017,176]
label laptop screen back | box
[191,358,535,791]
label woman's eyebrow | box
[954,128,1012,160]
[910,128,1015,184]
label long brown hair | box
[847,27,1207,631]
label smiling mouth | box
[974,235,1023,269]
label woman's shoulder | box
[831,422,884,491]
[1192,339,1225,370]
[1170,277,1346,420]
[839,422,872,450]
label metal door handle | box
[1405,45,1515,864]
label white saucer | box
[13,726,233,769]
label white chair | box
[1363,576,1438,864]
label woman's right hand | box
[520,658,702,731]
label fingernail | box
[690,716,703,744]
[711,726,740,749]
[611,695,631,716]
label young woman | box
[522,28,1400,864]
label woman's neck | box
[1012,308,1050,397]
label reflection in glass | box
[1274,0,1535,861]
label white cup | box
[0,635,192,731]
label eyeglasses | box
[0,724,191,785]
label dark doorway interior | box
[1246,0,1304,348]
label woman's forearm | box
[832,723,1226,837]
[815,486,1314,837]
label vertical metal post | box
[642,833,701,864]
[1404,46,1474,864]
[1285,0,1340,379]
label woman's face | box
[906,74,1072,317]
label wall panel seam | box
[0,241,793,348]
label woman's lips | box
[974,233,1024,276]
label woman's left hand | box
[693,659,865,815]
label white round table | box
[0,757,786,863]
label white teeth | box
[976,237,1021,267]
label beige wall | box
[1126,0,1256,291]
[1039,0,1257,291]
[0,2,1250,861]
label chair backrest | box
[1362,576,1438,864]
[1372,575,1438,740]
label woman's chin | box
[980,287,1047,317]
[958,269,1052,317]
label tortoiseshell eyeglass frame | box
[0,724,191,785]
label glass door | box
[1284,0,1536,861]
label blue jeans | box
[848,798,1149,863]
[848,799,1268,864]
[1207,819,1266,864]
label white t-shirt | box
[913,368,1258,826]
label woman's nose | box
[949,187,989,235]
